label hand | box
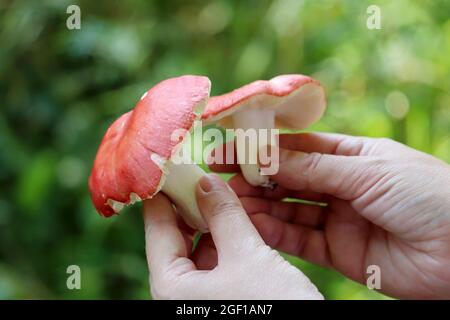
[210,133,450,299]
[143,174,323,300]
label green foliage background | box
[0,0,449,299]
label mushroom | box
[202,74,326,187]
[89,75,210,232]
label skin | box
[209,133,450,299]
[143,132,450,299]
[143,174,323,299]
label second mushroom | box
[202,74,327,187]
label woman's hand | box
[210,133,450,299]
[143,174,323,300]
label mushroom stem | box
[161,160,208,232]
[233,108,276,187]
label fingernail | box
[199,174,225,193]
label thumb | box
[196,174,265,258]
[264,147,382,200]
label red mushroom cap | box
[88,75,211,217]
[202,74,326,129]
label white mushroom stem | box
[233,108,276,187]
[161,160,208,232]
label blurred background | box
[0,0,449,299]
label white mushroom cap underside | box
[205,83,326,130]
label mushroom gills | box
[232,108,277,187]
[161,160,209,233]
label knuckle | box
[336,137,365,155]
[150,276,175,300]
[365,156,389,170]
[377,137,395,147]
[150,259,192,300]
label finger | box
[278,132,367,156]
[266,147,379,200]
[143,194,196,279]
[209,132,368,174]
[324,199,370,282]
[240,197,326,228]
[229,174,327,202]
[191,234,218,270]
[175,214,196,255]
[208,140,240,173]
[228,173,290,199]
[250,213,331,267]
[196,174,265,258]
